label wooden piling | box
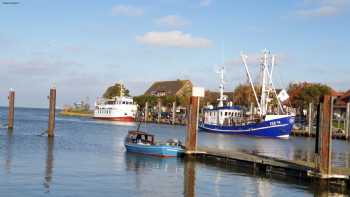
[7,89,15,129]
[308,103,313,135]
[172,101,176,125]
[186,96,199,153]
[47,87,56,137]
[318,95,333,175]
[157,99,161,124]
[144,101,149,122]
[346,102,350,139]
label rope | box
[37,130,48,136]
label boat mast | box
[241,53,262,114]
[268,55,285,114]
[260,49,270,115]
[120,83,124,97]
[217,66,226,107]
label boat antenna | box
[120,83,124,97]
[216,66,226,107]
[268,55,285,114]
[241,52,262,114]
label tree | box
[133,95,158,108]
[232,83,260,108]
[103,83,130,98]
[287,82,332,113]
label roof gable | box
[144,80,192,96]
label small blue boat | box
[124,131,185,157]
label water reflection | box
[125,152,180,173]
[43,137,54,193]
[184,158,196,197]
[5,129,14,174]
[125,153,183,196]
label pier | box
[185,93,350,190]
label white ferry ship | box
[94,86,138,122]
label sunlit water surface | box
[0,107,349,196]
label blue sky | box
[0,0,349,107]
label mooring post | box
[47,86,56,137]
[172,101,176,125]
[318,95,333,175]
[7,89,15,129]
[144,101,149,122]
[157,99,161,124]
[308,102,313,135]
[346,102,350,139]
[185,87,204,153]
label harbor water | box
[0,107,349,196]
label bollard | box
[7,89,15,129]
[172,101,176,125]
[185,87,204,153]
[157,99,161,124]
[308,103,313,135]
[47,87,56,137]
[144,101,149,122]
[346,102,350,139]
[318,95,333,175]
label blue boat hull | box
[199,116,294,138]
[125,143,185,157]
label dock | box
[191,147,350,179]
[184,94,350,191]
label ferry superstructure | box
[94,86,138,122]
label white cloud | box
[111,5,144,17]
[296,0,349,17]
[136,31,212,48]
[155,15,191,28]
[199,0,212,7]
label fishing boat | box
[199,49,295,138]
[124,130,185,157]
[94,84,137,122]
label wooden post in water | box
[318,95,333,175]
[47,86,56,137]
[7,89,15,129]
[346,102,350,139]
[144,101,149,122]
[185,87,204,153]
[308,103,313,135]
[157,99,161,124]
[172,101,176,125]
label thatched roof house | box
[144,80,193,97]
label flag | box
[277,89,289,102]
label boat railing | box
[222,116,263,126]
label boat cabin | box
[126,131,155,145]
[203,106,243,125]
